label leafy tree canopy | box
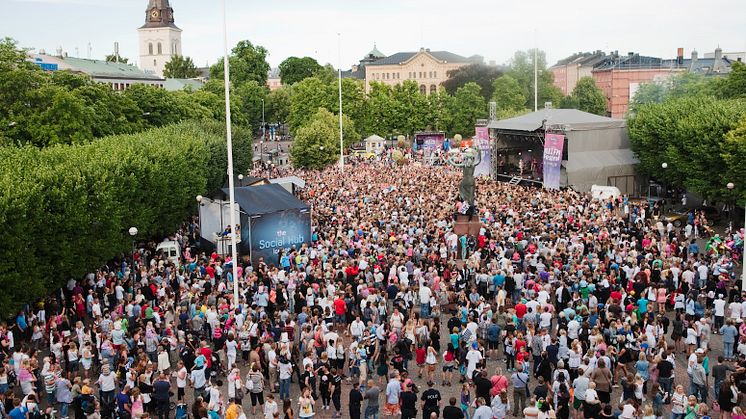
[278,56,322,85]
[163,55,199,78]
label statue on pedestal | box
[447,146,482,211]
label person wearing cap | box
[420,380,441,419]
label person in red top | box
[415,345,426,378]
[333,295,347,329]
[199,341,213,370]
[515,301,527,320]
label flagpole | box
[338,32,344,172]
[222,0,239,305]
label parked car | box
[664,206,722,227]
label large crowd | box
[1,155,745,419]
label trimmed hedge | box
[0,120,251,315]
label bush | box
[0,121,250,315]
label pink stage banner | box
[474,126,491,177]
[542,133,564,190]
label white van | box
[156,240,181,266]
[591,185,621,201]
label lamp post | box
[661,162,668,207]
[728,182,735,234]
[260,140,265,165]
[337,32,344,172]
[128,226,138,301]
[261,99,265,143]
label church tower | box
[138,0,182,77]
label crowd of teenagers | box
[1,157,745,419]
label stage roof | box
[222,184,308,216]
[487,109,626,132]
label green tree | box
[123,84,190,128]
[722,116,746,204]
[288,77,333,134]
[266,86,291,124]
[506,49,563,109]
[313,64,337,84]
[428,87,455,135]
[278,56,322,85]
[210,40,270,86]
[630,72,723,113]
[390,80,431,136]
[628,96,746,200]
[442,63,502,100]
[361,82,396,137]
[290,108,358,168]
[163,55,199,78]
[720,61,746,99]
[491,75,527,113]
[449,82,487,138]
[234,80,268,130]
[561,76,607,115]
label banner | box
[243,209,312,265]
[542,133,565,190]
[474,126,491,177]
[415,132,445,151]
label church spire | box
[140,0,179,29]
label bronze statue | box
[447,147,482,206]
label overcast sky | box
[3,0,745,70]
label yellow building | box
[363,47,478,94]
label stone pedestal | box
[453,214,481,236]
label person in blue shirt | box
[688,240,700,256]
[637,296,649,314]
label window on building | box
[153,59,157,67]
[148,43,153,55]
[430,84,436,94]
[420,84,426,94]
[434,71,437,78]
[429,71,432,78]
[157,42,162,54]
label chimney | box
[714,46,722,62]
[691,50,698,67]
[419,47,425,52]
[114,41,119,57]
[677,47,684,65]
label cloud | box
[10,0,129,5]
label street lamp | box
[260,140,265,165]
[261,99,265,143]
[128,226,138,300]
[727,182,735,233]
[661,162,668,169]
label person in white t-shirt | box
[714,295,726,331]
[465,342,483,379]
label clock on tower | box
[150,9,160,21]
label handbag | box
[245,375,254,391]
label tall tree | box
[448,82,487,137]
[506,49,563,109]
[163,55,199,78]
[491,75,527,113]
[266,86,291,124]
[560,76,607,115]
[442,63,502,100]
[278,56,322,85]
[288,77,332,134]
[290,108,358,168]
[720,61,746,99]
[628,96,746,200]
[390,80,431,136]
[210,40,270,86]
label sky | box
[2,0,745,71]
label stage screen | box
[244,209,312,266]
[415,132,445,151]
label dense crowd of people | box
[1,155,744,419]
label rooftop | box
[30,54,163,80]
[367,49,471,66]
